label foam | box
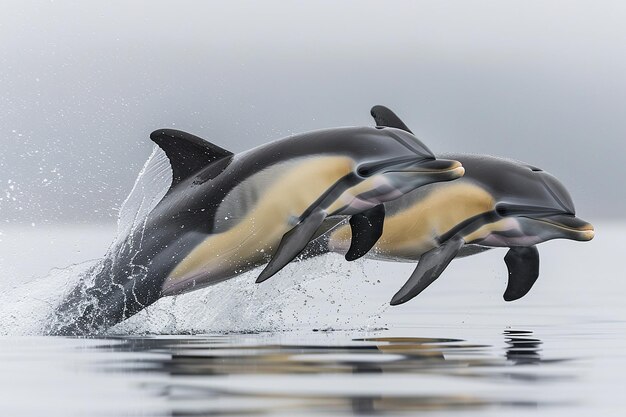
[112,254,389,335]
[1,147,390,335]
[0,261,96,335]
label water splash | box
[115,146,171,239]
[0,147,389,335]
[112,254,389,335]
[0,261,96,335]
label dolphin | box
[325,106,594,305]
[51,123,464,335]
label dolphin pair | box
[51,124,463,335]
[324,106,595,305]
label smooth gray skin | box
[324,106,594,305]
[390,236,465,306]
[50,124,462,335]
[255,209,327,283]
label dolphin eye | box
[495,204,513,216]
[357,165,373,177]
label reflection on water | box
[505,330,543,365]
[78,329,570,416]
[2,225,623,416]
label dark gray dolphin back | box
[370,105,572,215]
[440,155,575,216]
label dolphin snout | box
[421,159,464,178]
[414,159,462,172]
[582,228,595,241]
[576,220,595,241]
[541,214,595,241]
[408,158,465,181]
[389,158,463,175]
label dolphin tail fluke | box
[256,210,327,283]
[390,236,464,305]
[345,204,385,261]
[503,246,540,301]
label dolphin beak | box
[539,214,595,241]
[395,158,465,180]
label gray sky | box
[1,1,625,223]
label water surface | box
[0,222,624,416]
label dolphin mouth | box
[531,214,595,241]
[389,159,465,176]
[358,157,464,179]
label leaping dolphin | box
[51,123,464,335]
[325,106,594,305]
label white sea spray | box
[0,148,389,335]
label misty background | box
[1,1,625,224]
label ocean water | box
[0,221,623,416]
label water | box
[0,220,624,416]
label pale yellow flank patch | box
[330,182,496,261]
[164,156,354,291]
[325,175,386,214]
[461,218,518,243]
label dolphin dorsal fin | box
[150,129,234,187]
[370,105,413,133]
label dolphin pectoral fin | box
[370,105,413,133]
[503,246,540,301]
[390,236,464,305]
[150,129,234,187]
[256,210,327,283]
[345,204,385,261]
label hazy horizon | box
[2,1,625,223]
